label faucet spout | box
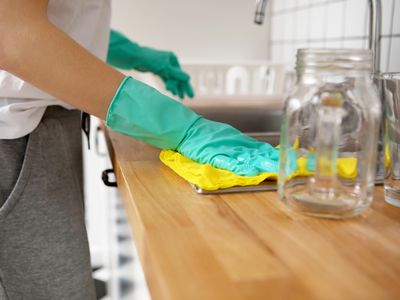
[369,0,382,73]
[254,0,269,25]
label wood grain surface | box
[104,127,400,300]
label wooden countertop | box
[104,127,400,300]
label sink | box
[131,71,284,143]
[186,97,282,146]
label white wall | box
[110,0,270,61]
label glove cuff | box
[106,76,201,149]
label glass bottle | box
[278,49,381,218]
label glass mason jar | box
[278,49,381,218]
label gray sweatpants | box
[0,106,96,299]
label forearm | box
[0,12,124,119]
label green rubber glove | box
[106,77,279,176]
[107,30,194,99]
[176,119,280,176]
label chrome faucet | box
[254,0,269,25]
[369,0,382,74]
[369,0,384,182]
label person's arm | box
[0,0,124,119]
[0,0,280,176]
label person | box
[0,1,279,299]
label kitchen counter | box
[104,127,400,300]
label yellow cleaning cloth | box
[160,150,357,191]
[160,150,276,191]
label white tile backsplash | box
[271,44,283,63]
[295,8,309,40]
[269,0,398,73]
[392,0,400,35]
[342,39,364,48]
[272,14,284,41]
[380,37,390,72]
[282,14,294,40]
[381,0,394,35]
[325,40,343,48]
[344,0,368,37]
[388,37,400,72]
[309,0,329,6]
[308,41,325,48]
[285,0,297,10]
[326,1,345,38]
[297,0,310,8]
[309,5,325,39]
[273,0,286,12]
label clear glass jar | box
[278,49,381,218]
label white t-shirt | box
[0,0,112,139]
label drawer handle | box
[101,169,118,187]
